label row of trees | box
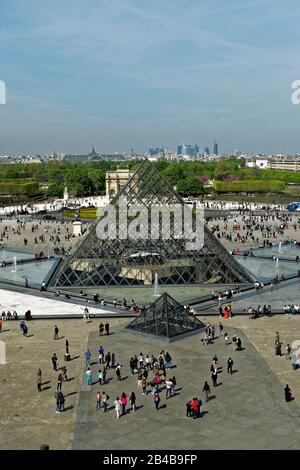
[0,179,39,196]
[0,158,295,198]
[213,180,286,193]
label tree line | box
[0,157,297,198]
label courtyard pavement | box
[1,315,300,450]
[73,323,300,450]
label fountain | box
[275,257,279,268]
[153,272,159,297]
[11,256,17,273]
[279,242,282,253]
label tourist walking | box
[138,353,144,369]
[86,367,92,386]
[212,355,218,369]
[114,397,121,419]
[96,391,102,410]
[54,325,59,340]
[186,399,192,417]
[232,335,238,351]
[211,368,218,387]
[61,365,68,382]
[37,369,42,392]
[284,384,292,402]
[98,369,103,386]
[55,392,60,413]
[85,349,92,367]
[65,340,69,355]
[227,357,234,374]
[129,392,136,412]
[116,363,122,381]
[171,376,176,395]
[141,376,147,395]
[111,353,116,369]
[120,392,127,415]
[102,392,109,413]
[191,398,201,419]
[129,357,136,375]
[291,353,298,370]
[58,392,65,412]
[99,323,104,336]
[275,339,282,357]
[98,346,104,364]
[105,322,110,336]
[286,344,292,360]
[105,352,111,369]
[56,392,65,413]
[82,307,89,321]
[165,378,173,399]
[51,353,58,372]
[137,372,143,390]
[202,381,210,402]
[154,391,161,410]
[57,373,63,391]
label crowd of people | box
[1,299,297,438]
[207,212,300,248]
[29,319,248,419]
[0,219,80,258]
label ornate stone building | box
[105,169,134,199]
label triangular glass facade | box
[50,159,253,288]
[126,292,205,338]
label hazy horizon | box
[0,0,300,155]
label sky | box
[0,0,300,155]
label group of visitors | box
[207,212,299,248]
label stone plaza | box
[1,313,300,450]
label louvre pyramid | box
[50,159,253,288]
[126,292,205,339]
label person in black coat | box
[284,384,292,402]
[227,357,234,374]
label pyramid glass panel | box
[50,160,253,289]
[126,292,205,339]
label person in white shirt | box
[114,397,121,419]
[138,354,144,369]
[145,355,151,370]
[165,379,173,399]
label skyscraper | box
[177,145,183,155]
[212,142,218,155]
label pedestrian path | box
[73,326,300,450]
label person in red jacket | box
[191,398,199,419]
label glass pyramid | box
[126,292,205,339]
[50,159,253,289]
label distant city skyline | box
[0,0,300,155]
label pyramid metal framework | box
[50,159,253,288]
[126,292,205,339]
